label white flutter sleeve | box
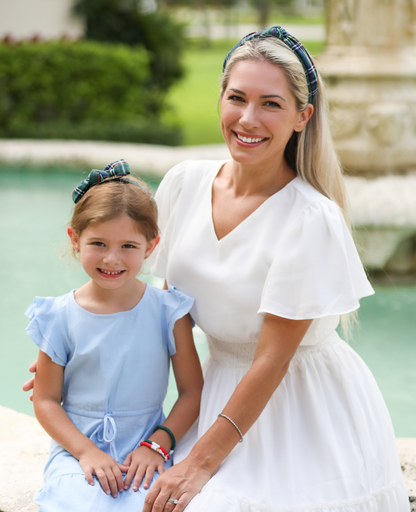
[150,162,189,278]
[259,200,374,320]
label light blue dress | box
[25,284,193,512]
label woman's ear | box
[145,235,160,259]
[294,104,314,132]
[67,226,80,252]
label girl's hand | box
[123,446,165,492]
[22,360,37,401]
[142,455,212,512]
[79,447,129,498]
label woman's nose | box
[240,104,259,129]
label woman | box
[25,27,408,511]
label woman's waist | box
[206,331,342,369]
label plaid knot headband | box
[223,25,318,105]
[72,159,152,204]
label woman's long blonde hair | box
[221,38,356,335]
[220,38,350,224]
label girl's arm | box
[142,313,312,512]
[123,313,204,492]
[33,350,129,498]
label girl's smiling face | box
[220,59,313,170]
[68,215,159,293]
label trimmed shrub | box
[4,119,182,146]
[0,41,181,144]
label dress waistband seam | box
[64,404,162,418]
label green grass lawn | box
[164,40,325,146]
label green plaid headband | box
[72,159,152,204]
[223,25,318,105]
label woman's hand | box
[142,454,211,512]
[22,360,37,401]
[123,446,166,492]
[79,446,129,498]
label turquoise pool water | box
[1,170,415,436]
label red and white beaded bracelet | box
[140,439,171,462]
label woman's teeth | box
[237,134,265,143]
[100,269,123,275]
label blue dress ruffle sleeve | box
[25,294,72,366]
[162,285,194,355]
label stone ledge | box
[0,405,415,512]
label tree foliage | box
[73,0,186,112]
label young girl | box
[25,159,203,511]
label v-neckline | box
[209,163,298,242]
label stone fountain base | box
[345,174,416,273]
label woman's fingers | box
[29,360,38,373]
[22,377,35,392]
[168,494,192,512]
[143,485,162,512]
[144,487,172,512]
[22,362,37,399]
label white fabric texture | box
[151,160,408,511]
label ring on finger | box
[167,498,179,505]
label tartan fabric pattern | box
[223,25,318,105]
[72,159,150,204]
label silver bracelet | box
[218,413,243,443]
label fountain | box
[317,0,416,274]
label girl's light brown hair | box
[70,176,158,247]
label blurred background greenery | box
[0,0,324,146]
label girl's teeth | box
[101,270,122,275]
[237,134,265,143]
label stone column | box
[316,0,416,273]
[318,0,416,177]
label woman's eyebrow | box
[229,88,286,102]
[229,88,246,95]
[260,94,287,102]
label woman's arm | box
[142,313,312,512]
[33,350,129,497]
[123,314,203,491]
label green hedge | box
[4,119,182,146]
[0,41,182,145]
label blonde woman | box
[143,28,408,512]
[25,27,408,512]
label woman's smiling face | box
[220,59,312,170]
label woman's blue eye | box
[228,95,244,102]
[265,101,280,108]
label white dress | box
[151,160,409,512]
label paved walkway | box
[0,139,231,177]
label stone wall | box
[0,405,415,512]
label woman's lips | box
[233,131,268,147]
